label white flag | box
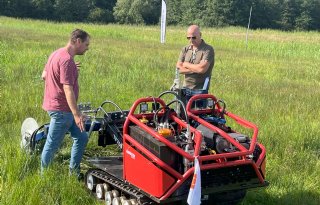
[187,158,201,205]
[160,0,166,44]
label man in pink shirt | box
[41,29,90,177]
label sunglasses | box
[187,36,197,40]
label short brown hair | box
[70,29,90,43]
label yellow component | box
[140,115,148,124]
[208,148,216,155]
[158,128,172,137]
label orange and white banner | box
[187,158,201,205]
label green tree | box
[179,0,204,26]
[0,0,7,15]
[250,0,282,29]
[202,0,221,27]
[203,0,252,27]
[87,7,114,23]
[113,0,160,25]
[140,0,160,25]
[295,0,312,30]
[0,0,319,30]
[31,0,54,19]
[86,0,116,23]
[53,0,89,22]
[280,0,299,30]
[113,0,136,24]
[307,0,320,30]
[166,0,182,25]
[232,0,254,26]
[0,0,33,17]
[93,0,116,10]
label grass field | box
[0,16,319,205]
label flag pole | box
[246,6,253,49]
[160,0,167,44]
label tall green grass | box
[0,16,319,205]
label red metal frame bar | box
[123,96,266,200]
[186,94,266,181]
[187,94,259,156]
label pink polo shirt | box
[42,48,79,112]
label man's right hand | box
[74,112,86,132]
[63,84,87,132]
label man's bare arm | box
[182,60,210,74]
[63,84,86,132]
[176,61,193,74]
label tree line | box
[0,0,320,31]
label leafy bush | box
[87,7,114,23]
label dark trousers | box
[181,88,208,108]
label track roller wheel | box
[119,196,127,204]
[130,199,138,205]
[122,200,132,205]
[112,197,121,205]
[86,173,96,191]
[103,183,111,192]
[96,184,105,199]
[105,191,113,205]
[112,189,120,197]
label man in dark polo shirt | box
[176,25,215,104]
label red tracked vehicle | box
[80,92,268,205]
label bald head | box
[186,25,202,48]
[187,25,201,35]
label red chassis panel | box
[123,141,175,198]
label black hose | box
[158,90,179,99]
[166,99,189,123]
